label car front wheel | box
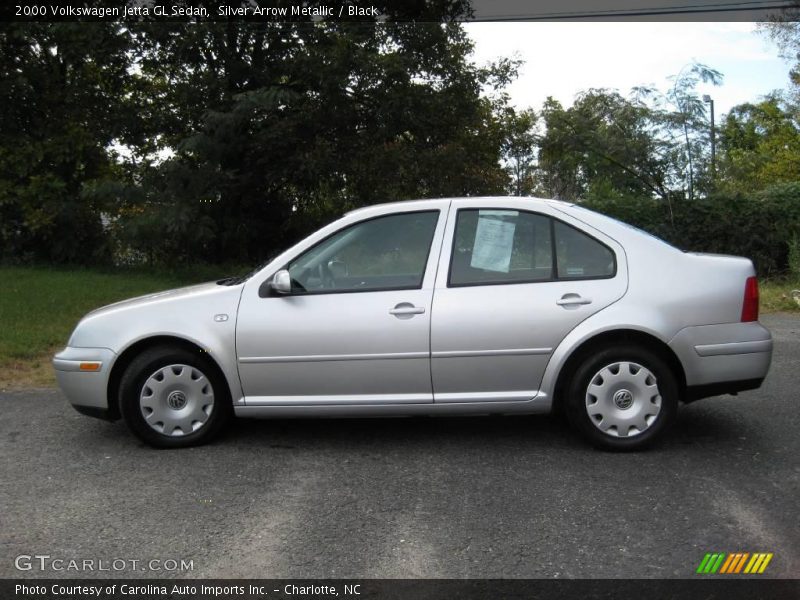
[566,345,679,450]
[119,346,231,448]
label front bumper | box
[669,321,773,399]
[53,347,116,419]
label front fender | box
[66,283,245,406]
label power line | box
[474,0,797,21]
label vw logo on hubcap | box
[166,390,187,410]
[613,389,634,410]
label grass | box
[0,266,798,390]
[0,265,239,389]
[759,278,800,313]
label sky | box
[465,22,791,117]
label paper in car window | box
[470,211,517,273]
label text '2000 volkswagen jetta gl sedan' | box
[54,197,773,450]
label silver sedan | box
[54,197,773,450]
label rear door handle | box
[389,303,426,318]
[556,294,592,307]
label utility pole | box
[703,94,716,185]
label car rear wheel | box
[566,345,678,450]
[119,346,231,448]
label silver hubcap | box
[585,361,662,438]
[139,364,214,437]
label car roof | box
[346,196,575,216]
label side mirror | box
[270,269,292,295]
[259,269,292,297]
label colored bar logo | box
[696,552,773,574]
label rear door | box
[430,199,627,403]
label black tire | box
[118,345,232,448]
[565,344,679,451]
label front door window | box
[288,211,439,293]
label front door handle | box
[389,303,426,318]
[556,294,592,307]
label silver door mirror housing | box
[270,269,292,295]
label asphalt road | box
[1,314,798,580]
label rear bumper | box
[669,321,772,395]
[53,346,117,420]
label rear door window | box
[448,209,615,286]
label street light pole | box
[703,94,716,185]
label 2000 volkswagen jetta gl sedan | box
[54,197,773,450]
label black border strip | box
[1,0,797,23]
[3,578,799,600]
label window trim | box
[279,209,442,296]
[446,208,617,289]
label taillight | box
[741,276,759,322]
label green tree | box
[634,62,723,200]
[759,20,800,110]
[534,63,722,204]
[500,107,538,196]
[0,23,133,263]
[718,97,800,193]
[108,19,513,264]
[536,91,670,202]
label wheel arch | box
[552,329,687,414]
[106,335,230,421]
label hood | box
[83,281,227,320]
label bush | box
[583,182,800,276]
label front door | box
[236,207,448,405]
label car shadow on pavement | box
[223,412,580,449]
[83,399,760,453]
[663,403,762,450]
